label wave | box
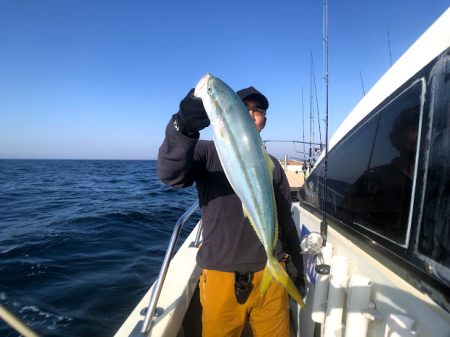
[0,160,199,337]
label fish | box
[194,73,305,308]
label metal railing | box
[0,304,41,337]
[140,201,200,334]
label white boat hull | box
[114,223,201,337]
[294,203,450,337]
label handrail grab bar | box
[140,201,200,334]
[193,219,203,248]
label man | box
[157,86,304,337]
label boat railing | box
[140,201,200,334]
[262,139,325,162]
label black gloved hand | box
[281,252,306,298]
[175,88,210,137]
[294,275,306,298]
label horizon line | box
[0,158,157,161]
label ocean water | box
[0,160,200,337]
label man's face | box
[244,98,266,132]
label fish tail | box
[260,256,306,309]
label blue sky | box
[0,0,449,160]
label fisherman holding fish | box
[158,74,305,337]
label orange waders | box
[199,268,291,337]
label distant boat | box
[114,7,450,337]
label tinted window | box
[326,116,378,219]
[418,53,450,273]
[300,116,378,212]
[303,82,422,245]
[343,85,421,244]
[362,94,420,243]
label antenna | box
[359,69,366,96]
[387,25,393,66]
[321,0,329,246]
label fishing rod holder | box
[301,231,326,264]
[140,201,200,334]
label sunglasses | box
[246,106,266,115]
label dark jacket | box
[157,118,304,275]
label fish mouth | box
[194,73,213,99]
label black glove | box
[294,274,306,298]
[283,254,306,297]
[175,88,210,137]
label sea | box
[0,159,200,337]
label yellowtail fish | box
[194,73,305,308]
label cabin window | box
[340,83,421,245]
[417,52,450,276]
[325,117,378,221]
[303,81,423,246]
[358,98,421,244]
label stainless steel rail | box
[0,304,41,337]
[140,201,200,334]
[193,219,203,247]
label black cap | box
[236,87,269,110]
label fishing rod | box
[360,69,366,96]
[321,0,329,246]
[302,87,306,155]
[387,25,393,66]
[311,53,323,146]
[309,51,314,159]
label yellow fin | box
[260,264,272,298]
[262,148,279,247]
[265,255,306,308]
[242,205,263,243]
[263,146,275,175]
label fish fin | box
[260,264,272,297]
[271,189,278,248]
[243,205,264,243]
[266,255,306,309]
[263,146,275,174]
[242,205,251,222]
[262,148,279,248]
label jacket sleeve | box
[273,160,304,278]
[157,117,200,188]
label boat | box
[113,6,450,337]
[0,4,448,337]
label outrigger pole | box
[321,0,329,246]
